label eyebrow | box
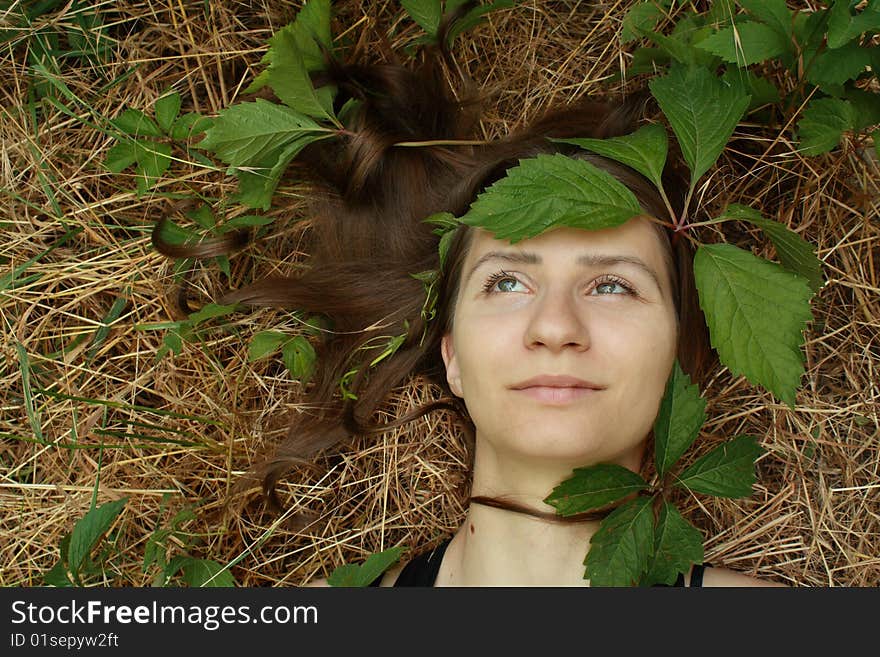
[465,250,664,292]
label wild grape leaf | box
[544,464,648,516]
[621,2,665,43]
[641,502,704,586]
[738,0,794,39]
[553,123,668,191]
[283,335,316,384]
[155,91,182,134]
[401,0,442,37]
[328,546,406,587]
[806,43,871,88]
[653,360,706,478]
[649,65,750,186]
[584,497,654,587]
[721,204,824,294]
[693,243,813,409]
[696,21,790,66]
[797,97,856,156]
[67,498,128,576]
[675,435,765,498]
[459,153,642,243]
[198,99,330,168]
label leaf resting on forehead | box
[459,153,643,243]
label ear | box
[441,333,463,398]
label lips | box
[509,375,605,406]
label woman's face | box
[441,216,679,471]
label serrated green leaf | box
[171,112,210,140]
[737,0,794,39]
[721,204,824,293]
[261,26,335,120]
[653,360,706,478]
[553,123,668,191]
[104,141,138,173]
[186,302,237,326]
[459,154,642,243]
[113,108,163,137]
[694,243,813,408]
[827,0,880,48]
[797,97,856,156]
[187,204,215,230]
[621,2,665,43]
[198,99,329,168]
[282,336,316,384]
[649,65,750,185]
[806,43,871,88]
[67,497,128,576]
[642,29,699,65]
[844,87,880,132]
[43,560,74,587]
[248,330,287,361]
[545,464,648,516]
[585,497,655,587]
[641,502,704,586]
[155,92,182,134]
[133,140,172,193]
[170,557,236,587]
[402,0,442,37]
[696,21,790,65]
[676,434,765,497]
[327,546,406,587]
[628,46,671,75]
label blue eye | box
[592,277,635,295]
[481,270,636,296]
[481,271,525,294]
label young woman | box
[159,33,784,586]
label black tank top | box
[369,538,710,586]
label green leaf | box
[459,154,643,244]
[676,434,765,497]
[186,302,238,326]
[170,557,236,587]
[696,21,790,65]
[720,204,824,294]
[67,497,128,576]
[43,560,74,587]
[553,123,668,191]
[233,134,326,210]
[133,140,172,195]
[328,546,406,587]
[693,243,813,408]
[873,129,880,159]
[843,87,880,132]
[544,464,648,516]
[649,65,750,186]
[112,108,163,138]
[653,360,706,478]
[584,497,655,587]
[198,99,328,168]
[187,204,215,230]
[170,113,213,140]
[621,2,665,43]
[259,25,335,120]
[401,0,442,37]
[143,528,171,573]
[282,336,316,384]
[721,67,780,111]
[737,0,794,39]
[641,502,704,586]
[155,92,182,134]
[797,97,856,156]
[248,330,287,361]
[827,0,880,48]
[104,141,138,173]
[806,43,871,88]
[221,214,277,231]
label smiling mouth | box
[513,386,599,405]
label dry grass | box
[1,0,877,588]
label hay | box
[1,0,877,587]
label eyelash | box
[480,269,637,296]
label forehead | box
[465,215,668,266]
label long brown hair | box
[153,33,715,513]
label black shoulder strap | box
[689,563,711,587]
[392,539,452,587]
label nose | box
[524,285,590,352]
